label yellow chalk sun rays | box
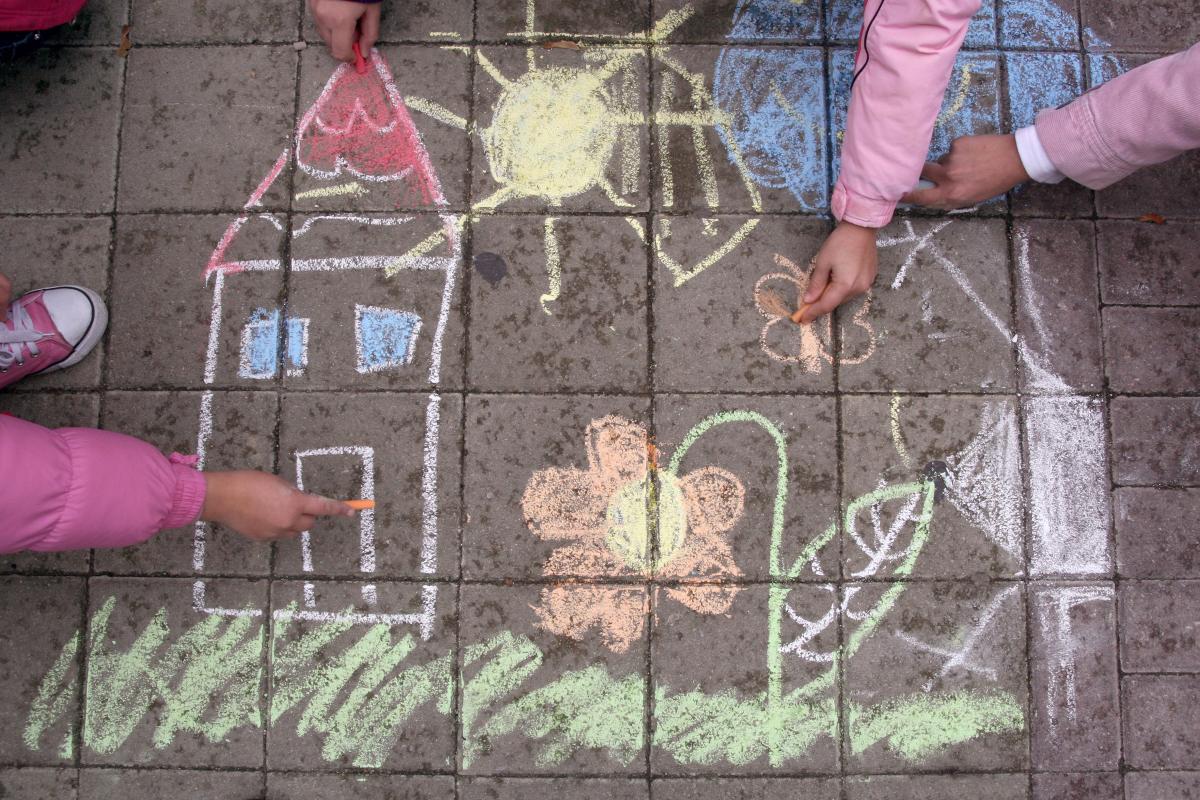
[404,2,765,312]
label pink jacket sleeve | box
[1035,43,1200,190]
[832,0,982,228]
[0,414,207,553]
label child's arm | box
[801,0,981,324]
[1035,43,1200,190]
[833,0,983,228]
[0,414,350,553]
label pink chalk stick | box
[352,41,367,75]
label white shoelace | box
[0,304,46,371]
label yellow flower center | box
[605,469,688,573]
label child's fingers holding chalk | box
[358,3,381,55]
[301,493,356,519]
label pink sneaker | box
[0,286,108,389]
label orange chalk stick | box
[790,303,812,325]
[343,499,375,511]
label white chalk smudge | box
[947,401,1024,563]
[895,584,1019,690]
[1033,583,1113,734]
[1025,397,1111,576]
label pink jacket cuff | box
[164,455,207,530]
[831,180,897,228]
[1034,100,1130,190]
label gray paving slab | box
[1125,771,1200,800]
[78,767,262,798]
[461,777,650,800]
[652,777,838,800]
[1110,397,1200,485]
[1099,221,1200,305]
[844,581,1028,773]
[474,0,652,40]
[842,395,1024,578]
[267,772,456,799]
[107,214,284,389]
[652,586,840,774]
[1123,675,1200,769]
[837,219,1017,393]
[844,773,1028,800]
[55,0,125,44]
[468,214,648,393]
[276,392,462,579]
[1104,307,1200,393]
[462,393,649,580]
[1032,771,1123,800]
[129,0,300,45]
[0,768,78,799]
[118,46,296,212]
[1029,581,1120,770]
[1119,580,1200,672]
[653,216,834,393]
[470,45,649,213]
[293,46,473,212]
[652,393,840,580]
[1115,488,1200,578]
[0,49,122,214]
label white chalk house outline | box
[191,57,461,640]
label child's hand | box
[200,470,354,542]
[0,273,11,322]
[798,222,878,323]
[308,0,381,63]
[902,134,1031,210]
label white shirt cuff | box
[1015,125,1065,184]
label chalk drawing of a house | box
[192,56,460,640]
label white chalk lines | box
[863,217,1115,736]
[192,57,460,639]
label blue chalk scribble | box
[728,0,821,41]
[355,305,422,374]
[1005,51,1084,128]
[713,47,828,211]
[1000,0,1080,48]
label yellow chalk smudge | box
[890,392,913,468]
[540,216,561,314]
[657,217,759,286]
[405,96,468,131]
[295,181,368,200]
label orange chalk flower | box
[522,416,746,652]
[754,253,876,369]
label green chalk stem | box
[667,410,936,767]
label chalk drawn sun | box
[408,2,767,312]
[522,416,746,652]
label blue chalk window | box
[239,307,309,380]
[354,304,422,374]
